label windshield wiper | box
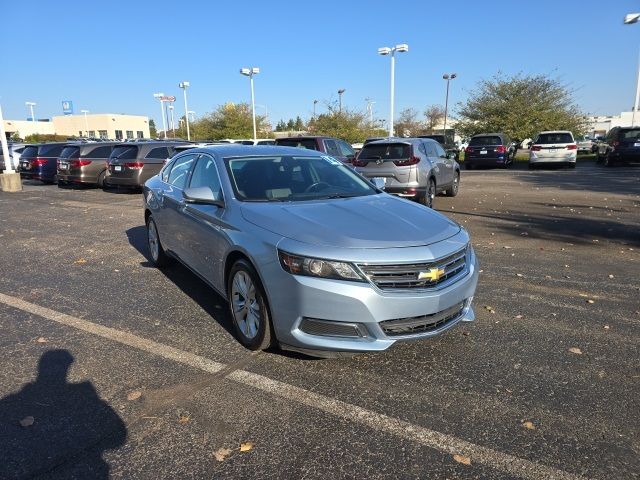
[320,193,364,199]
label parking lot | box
[0,161,638,479]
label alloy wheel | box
[147,220,159,262]
[231,271,261,340]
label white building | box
[585,111,639,137]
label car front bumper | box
[264,244,479,354]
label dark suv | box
[464,133,514,169]
[418,134,459,160]
[57,142,119,187]
[274,136,356,163]
[595,127,640,167]
[105,141,187,189]
[19,143,68,183]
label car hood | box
[240,194,461,249]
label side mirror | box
[446,151,457,160]
[183,186,224,207]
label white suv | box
[529,131,577,169]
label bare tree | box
[424,105,446,133]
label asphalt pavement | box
[0,160,638,479]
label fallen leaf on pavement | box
[240,442,254,452]
[569,347,583,355]
[20,416,34,427]
[453,454,471,465]
[214,447,233,462]
[36,337,47,343]
[178,415,190,424]
[515,315,523,319]
[604,325,610,330]
[608,274,614,279]
[74,258,87,265]
[516,273,524,277]
[522,421,536,430]
[126,390,142,401]
[586,299,595,304]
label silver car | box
[353,138,460,208]
[143,145,478,356]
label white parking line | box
[0,292,587,480]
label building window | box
[98,130,107,139]
[115,130,123,140]
[126,130,134,139]
[137,131,144,138]
[89,130,96,138]
[79,131,83,136]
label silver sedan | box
[143,145,479,356]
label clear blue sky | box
[1,0,639,127]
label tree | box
[286,119,295,131]
[455,73,587,141]
[149,119,157,138]
[275,119,287,131]
[194,102,267,140]
[294,116,305,131]
[307,104,386,144]
[394,108,423,137]
[424,105,445,133]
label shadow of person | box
[0,350,127,479]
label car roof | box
[472,133,505,137]
[187,144,327,158]
[275,136,334,141]
[364,137,424,145]
[537,130,572,134]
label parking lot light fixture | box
[153,93,167,139]
[240,67,260,141]
[338,89,346,113]
[624,13,640,24]
[378,44,409,137]
[179,81,190,141]
[25,101,36,122]
[80,110,90,137]
[313,99,318,118]
[442,73,457,140]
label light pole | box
[1,102,15,174]
[179,81,190,141]
[168,104,176,137]
[80,110,90,137]
[240,67,260,141]
[365,98,376,125]
[378,44,409,137]
[442,73,457,140]
[624,13,640,126]
[25,101,36,122]
[338,89,346,113]
[313,99,318,118]
[153,93,167,139]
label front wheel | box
[146,216,170,267]
[421,178,436,208]
[603,154,615,167]
[228,260,274,351]
[444,172,459,197]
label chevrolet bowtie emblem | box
[418,268,445,281]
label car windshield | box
[470,136,502,146]
[275,138,318,150]
[535,133,573,144]
[358,143,411,159]
[226,155,378,202]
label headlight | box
[278,250,365,281]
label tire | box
[528,163,535,170]
[444,171,459,197]
[568,163,576,169]
[146,216,170,267]
[421,178,436,208]
[96,170,106,188]
[464,162,473,170]
[57,180,66,188]
[603,154,615,168]
[227,259,274,351]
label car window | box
[167,154,197,189]
[21,146,38,158]
[189,154,222,197]
[226,155,377,202]
[85,145,113,158]
[359,143,412,159]
[433,143,446,158]
[337,140,355,157]
[469,136,502,146]
[275,138,318,150]
[535,133,574,144]
[40,145,65,157]
[424,142,438,157]
[110,146,138,160]
[323,139,341,156]
[256,140,275,145]
[59,146,80,159]
[145,147,171,159]
[620,129,640,140]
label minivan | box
[19,143,68,183]
[57,142,119,187]
[104,141,187,189]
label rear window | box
[620,129,640,140]
[421,135,446,144]
[110,146,139,160]
[39,144,66,156]
[257,140,275,145]
[470,136,502,146]
[275,138,319,150]
[535,133,574,144]
[84,145,113,159]
[359,143,411,159]
[59,146,80,159]
[145,147,171,159]
[21,146,38,158]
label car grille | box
[379,302,465,337]
[357,248,467,291]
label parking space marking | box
[0,292,587,480]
